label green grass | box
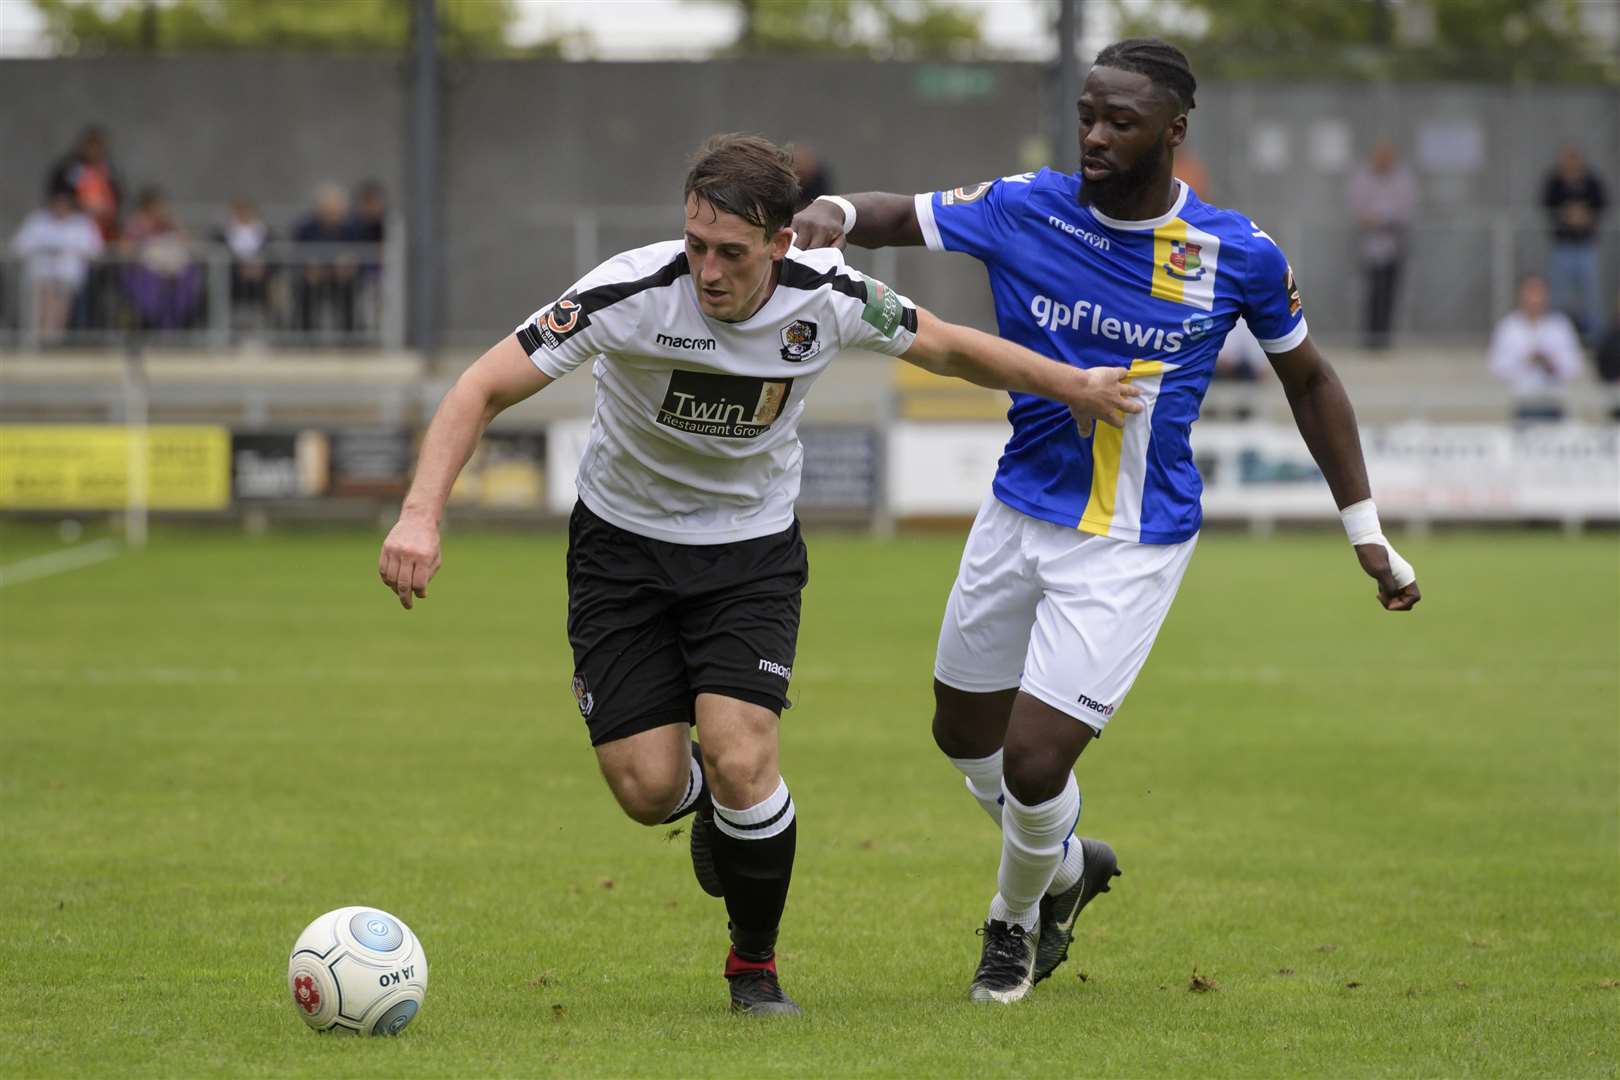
[1,524,1616,1077]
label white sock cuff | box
[669,757,704,819]
[713,777,794,840]
[947,749,1004,801]
[1001,774,1080,841]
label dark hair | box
[1094,38,1197,112]
[683,133,800,237]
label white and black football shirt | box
[514,241,919,544]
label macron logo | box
[656,332,717,351]
[1046,215,1111,251]
[758,659,792,680]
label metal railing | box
[0,239,404,350]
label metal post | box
[1054,0,1081,174]
[408,0,442,360]
[208,248,231,350]
[122,336,149,551]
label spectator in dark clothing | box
[48,125,124,329]
[347,180,388,334]
[120,187,203,331]
[791,143,833,209]
[1596,287,1620,422]
[214,199,273,333]
[1543,144,1608,340]
[49,125,122,244]
[293,182,358,336]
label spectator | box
[1595,286,1620,421]
[48,125,124,329]
[293,182,358,336]
[1489,274,1585,422]
[1346,139,1417,351]
[1542,144,1608,340]
[48,125,122,244]
[9,181,104,344]
[214,199,273,333]
[348,180,388,332]
[121,186,203,331]
[791,143,833,209]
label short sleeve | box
[914,172,1035,263]
[1241,223,1309,354]
[512,252,642,379]
[830,268,920,358]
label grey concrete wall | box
[2,56,1616,347]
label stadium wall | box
[2,58,1616,346]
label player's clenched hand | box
[791,200,847,250]
[1354,542,1421,612]
[378,514,442,611]
[1066,366,1143,438]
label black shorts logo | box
[656,370,793,439]
[572,673,595,718]
[779,319,822,363]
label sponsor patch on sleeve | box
[860,278,905,338]
[1284,264,1303,317]
[940,180,992,206]
[529,293,590,350]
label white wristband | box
[815,195,857,234]
[1339,498,1416,589]
[1339,498,1382,546]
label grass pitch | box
[1,523,1616,1077]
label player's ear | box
[768,226,793,260]
[1166,111,1188,151]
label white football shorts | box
[933,493,1198,733]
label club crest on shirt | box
[1163,239,1205,281]
[779,319,822,363]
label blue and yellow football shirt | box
[915,169,1307,544]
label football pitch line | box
[0,538,120,589]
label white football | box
[286,907,428,1035]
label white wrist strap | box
[1339,499,1416,588]
[815,195,857,234]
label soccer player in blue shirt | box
[794,38,1422,1003]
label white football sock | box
[950,750,1084,896]
[668,753,705,819]
[947,749,1004,826]
[988,774,1081,931]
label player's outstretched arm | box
[378,335,553,610]
[792,193,923,250]
[1269,336,1420,612]
[900,307,1141,435]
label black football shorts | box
[564,500,807,746]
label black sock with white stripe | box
[711,778,796,962]
[660,741,708,824]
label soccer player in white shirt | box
[377,134,1142,1017]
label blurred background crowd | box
[0,0,1617,532]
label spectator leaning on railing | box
[47,124,123,330]
[9,181,104,344]
[1488,273,1585,423]
[293,182,359,336]
[121,187,203,332]
[213,199,274,333]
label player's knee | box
[701,741,775,808]
[603,765,686,826]
[1001,743,1072,805]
